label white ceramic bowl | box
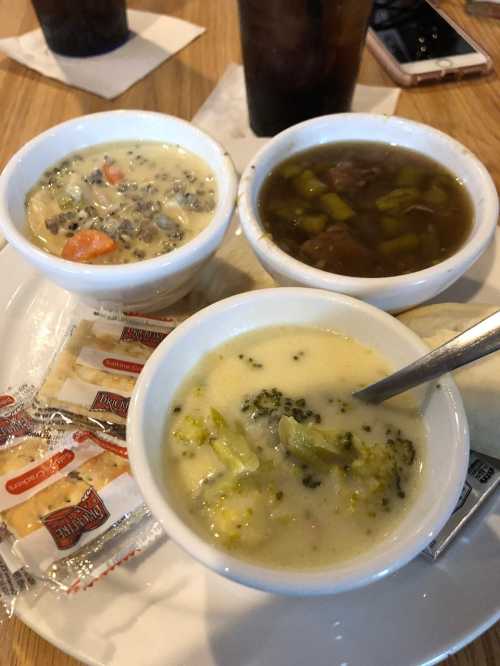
[128,288,469,596]
[0,110,237,312]
[238,114,499,313]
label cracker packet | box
[0,386,52,615]
[422,451,499,560]
[0,419,162,594]
[32,313,180,434]
[0,384,164,607]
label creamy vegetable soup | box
[26,141,217,264]
[165,326,425,569]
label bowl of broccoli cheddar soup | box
[128,289,468,596]
[0,111,237,311]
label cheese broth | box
[165,326,425,569]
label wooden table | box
[0,1,498,664]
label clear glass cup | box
[237,0,374,136]
[31,0,129,57]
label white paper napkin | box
[193,63,401,174]
[0,10,205,99]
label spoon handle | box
[354,310,500,404]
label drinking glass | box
[237,0,374,136]
[32,0,129,57]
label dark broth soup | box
[258,142,473,278]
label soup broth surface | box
[259,141,473,278]
[165,326,425,570]
[26,141,217,264]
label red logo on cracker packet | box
[90,391,130,418]
[102,357,143,374]
[0,395,15,409]
[41,487,110,550]
[0,410,34,446]
[6,449,75,495]
[120,326,168,349]
[73,431,128,459]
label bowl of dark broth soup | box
[127,289,469,595]
[238,114,498,312]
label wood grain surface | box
[0,1,498,664]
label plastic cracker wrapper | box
[422,451,499,560]
[0,383,164,606]
[0,551,35,619]
[0,385,43,449]
[0,386,51,616]
[0,524,36,620]
[32,313,180,434]
[0,418,163,594]
[46,502,163,594]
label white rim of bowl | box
[238,113,499,294]
[0,110,237,281]
[128,287,469,596]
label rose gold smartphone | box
[367,0,493,87]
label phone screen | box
[370,0,476,63]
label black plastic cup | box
[32,0,129,58]
[237,0,374,136]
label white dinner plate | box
[1,228,499,666]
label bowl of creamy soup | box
[127,288,469,595]
[0,111,237,311]
[238,114,498,313]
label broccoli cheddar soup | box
[165,326,425,570]
[26,141,217,264]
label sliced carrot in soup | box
[102,163,125,185]
[62,230,117,262]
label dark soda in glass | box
[237,0,374,136]
[32,0,129,57]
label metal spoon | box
[353,309,500,404]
